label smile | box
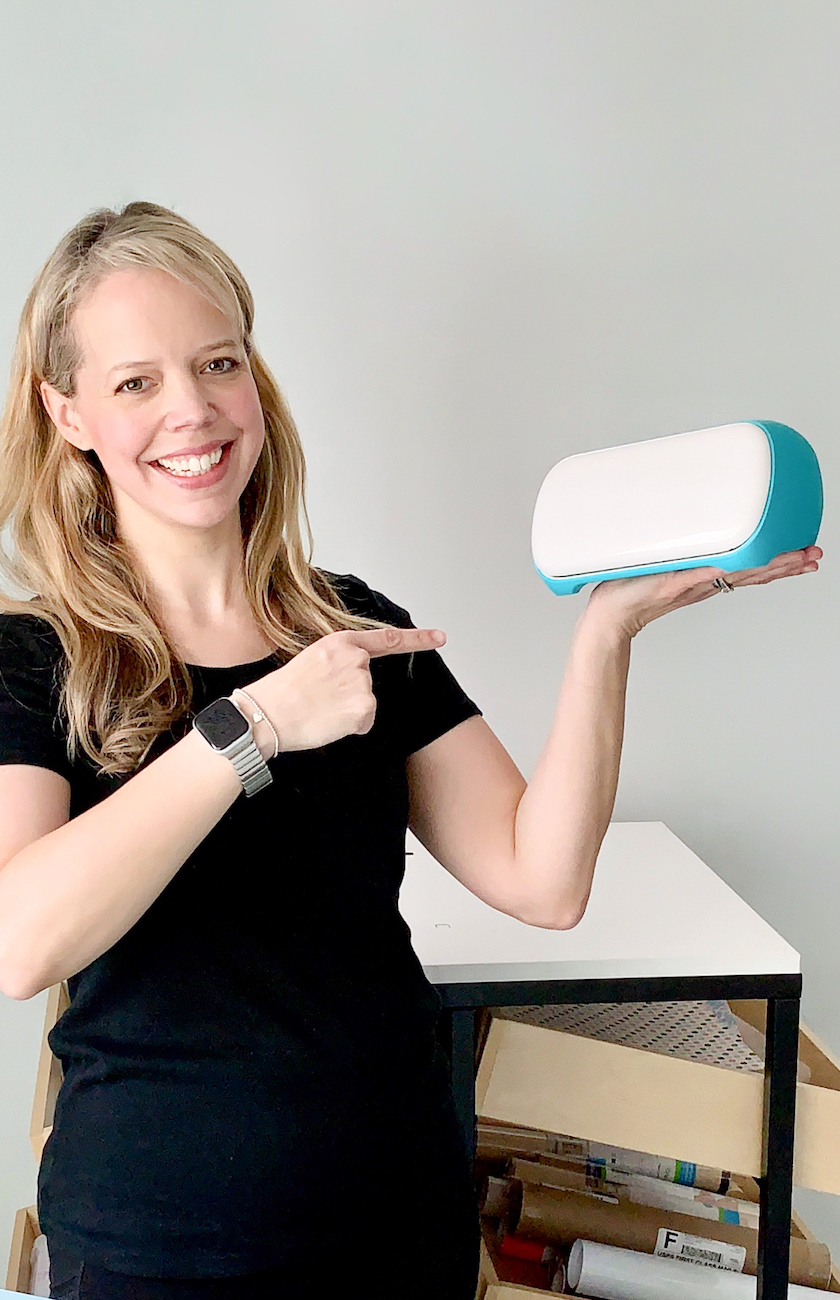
[157,445,226,477]
[149,440,235,488]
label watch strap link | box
[227,732,273,797]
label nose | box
[162,369,216,431]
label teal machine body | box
[531,421,823,596]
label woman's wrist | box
[230,687,280,762]
[576,596,635,654]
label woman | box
[0,202,820,1300]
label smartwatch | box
[192,696,273,797]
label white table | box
[399,821,801,1300]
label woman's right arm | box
[0,729,244,1000]
[0,625,443,1001]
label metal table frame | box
[438,969,801,1300]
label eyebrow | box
[106,339,240,377]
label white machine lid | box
[532,422,772,578]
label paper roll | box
[549,1139,731,1193]
[481,1175,516,1217]
[513,1184,831,1288]
[28,1235,50,1298]
[550,1262,568,1293]
[478,1123,554,1159]
[482,1123,736,1194]
[567,1239,824,1299]
[512,1158,759,1225]
[512,1159,620,1199]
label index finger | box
[346,627,447,658]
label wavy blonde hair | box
[0,201,387,776]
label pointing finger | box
[346,627,447,658]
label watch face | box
[195,698,250,750]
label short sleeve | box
[0,614,73,781]
[329,572,483,757]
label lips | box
[149,438,235,487]
[149,437,233,465]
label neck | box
[118,504,250,627]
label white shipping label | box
[655,1229,746,1272]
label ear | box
[39,380,95,453]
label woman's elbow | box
[0,937,49,1000]
[0,963,43,1000]
[540,902,588,931]
[512,893,589,931]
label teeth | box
[158,445,225,477]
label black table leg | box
[757,995,800,1300]
[447,1008,477,1162]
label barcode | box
[682,1245,722,1263]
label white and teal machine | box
[532,420,823,596]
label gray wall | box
[1,0,839,1272]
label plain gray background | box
[1,0,839,1277]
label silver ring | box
[714,576,735,593]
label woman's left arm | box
[406,546,821,929]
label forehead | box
[73,267,238,369]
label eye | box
[116,376,149,394]
[204,357,241,374]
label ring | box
[714,576,735,593]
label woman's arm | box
[407,547,821,929]
[0,731,243,999]
[0,625,443,1001]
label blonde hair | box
[0,201,386,776]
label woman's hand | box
[244,627,446,755]
[585,545,823,640]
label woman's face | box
[41,266,266,540]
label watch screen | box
[196,698,250,749]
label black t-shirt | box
[0,573,482,1276]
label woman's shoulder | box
[320,570,414,629]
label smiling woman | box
[0,202,485,1299]
[0,202,821,1300]
[0,205,394,773]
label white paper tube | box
[554,1139,729,1193]
[567,1239,823,1299]
[29,1234,50,1297]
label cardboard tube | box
[567,1239,825,1299]
[478,1128,554,1159]
[513,1184,831,1288]
[513,1159,759,1227]
[481,1175,516,1218]
[548,1141,732,1193]
[550,1262,568,1293]
[512,1158,619,1198]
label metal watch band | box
[226,727,273,797]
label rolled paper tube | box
[550,1262,568,1293]
[512,1164,618,1201]
[29,1234,50,1298]
[618,1181,760,1228]
[478,1125,554,1158]
[494,1257,554,1290]
[496,1229,556,1265]
[732,1177,761,1204]
[513,1184,831,1289]
[567,1238,826,1299]
[481,1175,516,1218]
[518,1158,760,1225]
[549,1140,732,1193]
[513,1159,617,1197]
